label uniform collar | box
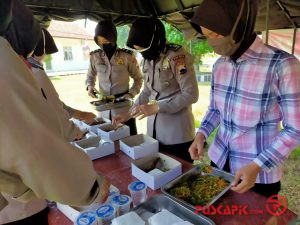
[27,57,44,70]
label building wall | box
[46,37,98,73]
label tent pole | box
[292,27,297,55]
[265,0,270,44]
[276,1,298,55]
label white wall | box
[46,38,98,73]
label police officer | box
[86,20,143,135]
[113,18,199,162]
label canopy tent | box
[24,0,300,30]
[23,0,300,51]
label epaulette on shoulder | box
[90,49,102,55]
[31,63,44,71]
[28,58,44,70]
[167,43,182,52]
[118,48,133,55]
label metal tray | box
[90,99,133,111]
[132,194,215,225]
[161,166,234,211]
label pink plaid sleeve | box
[254,56,300,171]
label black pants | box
[6,208,48,225]
[159,141,193,163]
[124,118,137,136]
[211,158,281,198]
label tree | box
[116,22,212,65]
[117,25,130,48]
[163,21,212,65]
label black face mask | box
[141,48,160,60]
[102,43,116,60]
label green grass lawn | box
[51,74,300,217]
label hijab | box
[3,0,42,58]
[127,18,166,61]
[191,0,258,60]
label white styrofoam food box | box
[71,117,111,133]
[80,131,97,140]
[148,209,183,225]
[88,118,111,134]
[73,136,115,160]
[57,185,119,222]
[112,212,145,225]
[97,123,130,141]
[131,153,182,190]
[71,118,90,132]
[119,134,159,160]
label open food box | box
[97,123,130,141]
[131,153,182,190]
[161,165,234,210]
[71,117,111,133]
[120,134,159,159]
[73,136,115,160]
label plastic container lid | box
[112,195,131,206]
[96,204,115,219]
[128,181,146,192]
[109,190,119,197]
[75,211,97,225]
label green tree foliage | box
[117,25,130,48]
[163,21,212,64]
[116,22,212,64]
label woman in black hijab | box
[114,18,199,162]
[191,0,257,60]
[3,0,41,59]
[86,20,143,136]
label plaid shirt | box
[198,37,300,184]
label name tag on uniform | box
[172,55,187,75]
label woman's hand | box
[231,162,261,193]
[130,103,159,120]
[87,86,99,98]
[112,112,131,125]
[189,132,206,160]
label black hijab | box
[33,28,58,57]
[127,18,166,61]
[94,20,117,60]
[3,0,42,58]
[191,0,258,60]
[0,0,13,36]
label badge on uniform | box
[172,55,187,75]
[162,57,170,70]
[116,57,124,65]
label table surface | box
[48,143,298,225]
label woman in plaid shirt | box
[189,0,300,197]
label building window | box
[204,75,211,82]
[63,46,73,61]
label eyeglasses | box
[127,24,157,53]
